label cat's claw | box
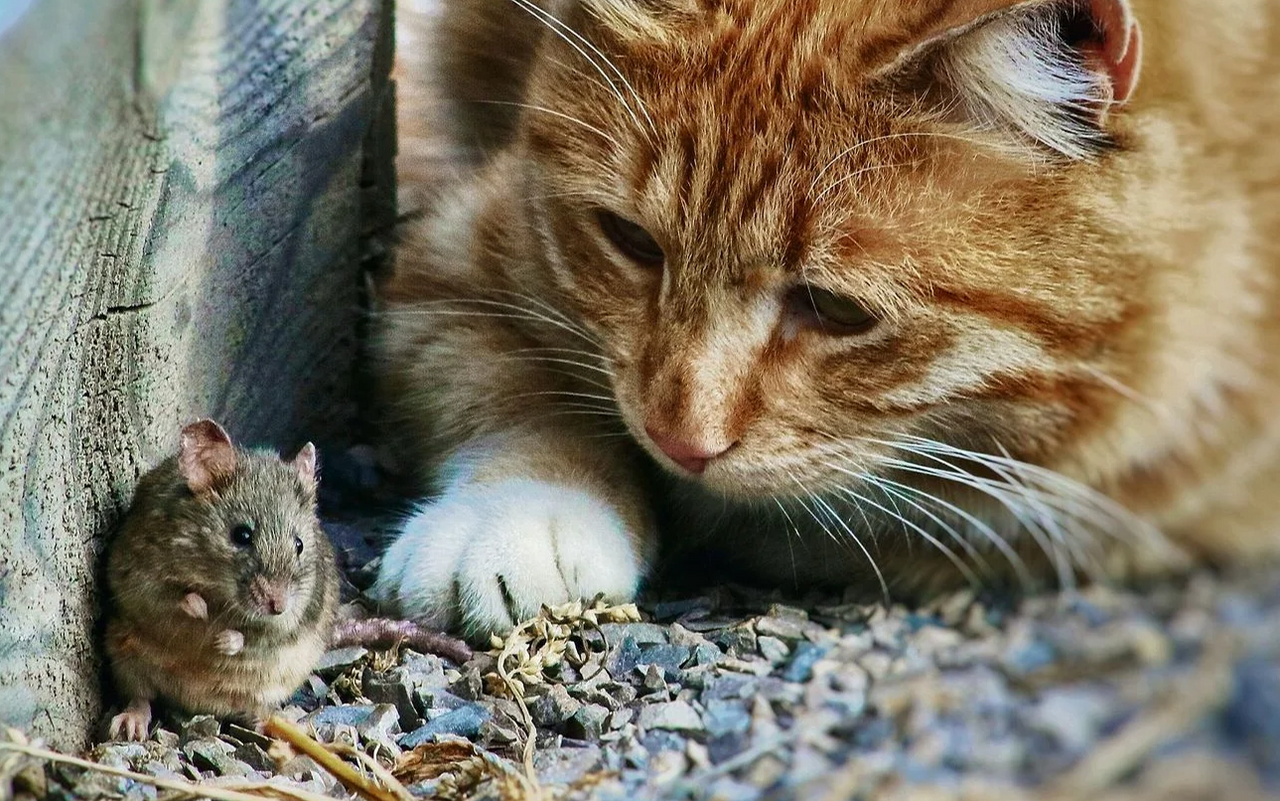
[373,478,644,639]
[213,629,245,656]
[179,592,208,620]
[108,699,152,742]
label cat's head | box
[512,0,1150,501]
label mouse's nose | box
[265,592,287,616]
[251,576,289,616]
[644,424,734,474]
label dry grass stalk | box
[488,598,640,700]
[371,641,405,674]
[392,737,534,801]
[483,597,641,799]
[262,716,412,801]
[0,727,333,801]
[325,742,409,798]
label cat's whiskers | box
[504,0,654,139]
[383,298,602,349]
[502,348,616,388]
[520,189,603,203]
[506,347,614,366]
[1078,364,1178,426]
[476,100,620,147]
[581,433,634,441]
[863,473,993,573]
[544,55,625,100]
[507,389,617,404]
[814,159,927,205]
[528,400,619,414]
[812,436,1033,586]
[872,473,1034,585]
[786,473,890,602]
[484,289,605,345]
[771,496,804,587]
[812,432,1076,584]
[986,438,1104,576]
[385,308,607,362]
[482,356,614,394]
[826,481,981,588]
[492,353,615,380]
[870,447,1085,586]
[783,477,842,553]
[808,130,999,196]
[532,407,622,419]
[521,407,627,433]
[819,454,889,566]
[863,434,1165,585]
[897,433,1169,555]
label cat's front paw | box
[372,478,646,639]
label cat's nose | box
[644,424,733,474]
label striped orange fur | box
[374,0,1280,634]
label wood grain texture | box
[0,0,394,750]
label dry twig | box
[263,716,412,801]
[393,737,533,800]
[0,728,333,801]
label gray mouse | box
[104,419,339,740]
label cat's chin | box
[652,460,830,505]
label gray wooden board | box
[0,0,394,749]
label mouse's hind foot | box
[107,698,152,742]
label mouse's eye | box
[294,536,304,556]
[230,523,254,548]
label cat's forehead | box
[560,0,983,214]
[529,0,1032,293]
[583,0,1012,76]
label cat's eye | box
[230,523,254,548]
[790,286,878,334]
[294,536,304,556]
[597,210,664,267]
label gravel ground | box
[21,566,1280,801]
[11,450,1280,801]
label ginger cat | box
[372,0,1280,637]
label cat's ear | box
[894,0,1142,159]
[178,419,237,495]
[577,0,696,40]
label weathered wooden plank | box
[0,0,394,750]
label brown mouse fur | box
[104,420,339,740]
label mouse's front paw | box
[179,592,208,620]
[372,478,646,640]
[213,629,245,656]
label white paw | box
[213,629,245,656]
[373,478,645,638]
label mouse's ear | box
[179,419,237,495]
[292,442,318,486]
